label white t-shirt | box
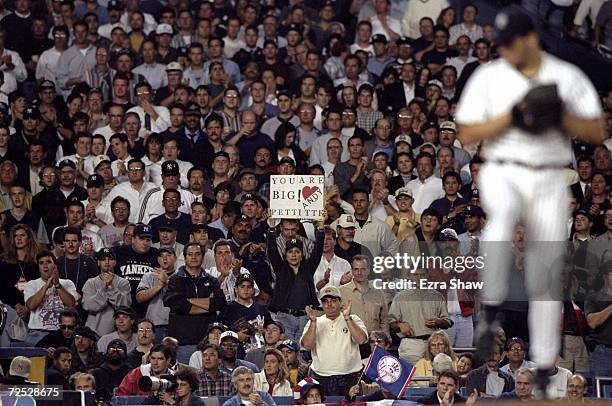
[301,314,367,376]
[23,278,78,330]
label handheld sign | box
[269,175,325,220]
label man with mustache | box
[221,366,275,406]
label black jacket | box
[90,362,132,395]
[46,367,70,390]
[267,227,324,311]
[163,266,227,345]
[380,81,425,117]
[465,364,514,396]
[419,391,467,405]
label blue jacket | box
[221,391,276,406]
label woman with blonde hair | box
[254,348,293,396]
[414,330,457,379]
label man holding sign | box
[300,286,368,397]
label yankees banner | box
[364,346,416,398]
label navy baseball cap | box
[286,238,303,253]
[277,339,299,352]
[159,224,176,232]
[233,214,252,227]
[286,23,301,34]
[134,224,153,238]
[184,103,201,116]
[107,0,122,11]
[370,34,388,44]
[573,208,592,221]
[86,174,103,188]
[23,107,41,120]
[74,326,97,341]
[158,247,176,255]
[57,159,76,170]
[493,5,536,46]
[39,80,56,91]
[235,273,255,286]
[214,151,230,161]
[206,322,228,335]
[96,248,116,261]
[277,89,292,99]
[161,160,179,176]
[468,189,480,199]
[107,339,127,353]
[465,205,486,219]
[264,319,285,333]
[241,193,258,204]
[396,36,412,47]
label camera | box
[138,374,176,392]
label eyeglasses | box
[136,91,150,95]
[163,197,179,202]
[42,173,57,178]
[113,207,128,212]
[59,324,75,330]
[108,347,125,353]
[138,328,153,333]
[128,168,143,173]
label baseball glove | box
[511,84,563,134]
[231,317,256,336]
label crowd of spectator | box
[0,0,610,404]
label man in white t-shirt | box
[313,227,352,293]
[23,252,78,347]
[301,286,367,396]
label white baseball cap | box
[219,331,239,342]
[156,24,173,35]
[9,356,31,379]
[337,214,356,229]
[166,61,183,72]
[439,121,457,133]
[395,187,413,199]
[92,155,111,170]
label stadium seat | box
[112,396,150,405]
[603,385,612,399]
[403,386,436,397]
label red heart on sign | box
[302,186,319,200]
